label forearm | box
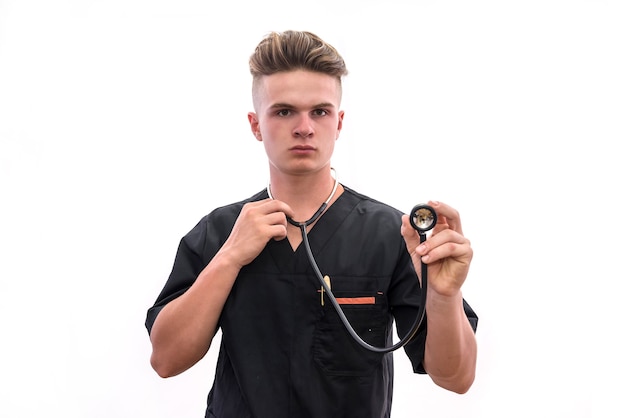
[423,290,477,393]
[149,250,240,378]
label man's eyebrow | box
[313,102,336,109]
[269,103,296,109]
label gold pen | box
[321,275,331,306]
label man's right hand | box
[220,199,295,268]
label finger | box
[431,217,450,235]
[429,201,463,235]
[245,199,295,221]
[401,215,422,248]
[416,230,472,263]
[237,200,291,242]
[264,211,290,229]
[400,214,417,237]
[261,198,295,219]
[421,241,473,265]
[268,224,289,241]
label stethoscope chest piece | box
[409,204,437,235]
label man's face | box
[248,70,344,176]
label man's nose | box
[293,114,314,138]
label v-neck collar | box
[266,185,359,274]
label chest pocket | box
[312,288,389,377]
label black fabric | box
[146,186,478,418]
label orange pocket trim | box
[336,297,376,305]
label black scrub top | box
[146,186,478,418]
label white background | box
[1,1,624,417]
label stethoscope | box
[268,169,437,354]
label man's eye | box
[277,109,291,116]
[313,109,328,116]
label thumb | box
[401,215,421,248]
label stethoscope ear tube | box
[300,204,436,354]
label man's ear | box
[336,110,345,140]
[248,112,262,141]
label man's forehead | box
[255,71,341,107]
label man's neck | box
[268,167,341,222]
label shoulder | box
[183,189,268,243]
[341,185,404,219]
[203,189,268,223]
[336,185,406,239]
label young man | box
[146,30,478,418]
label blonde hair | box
[249,30,348,100]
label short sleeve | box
[144,192,262,335]
[144,218,209,334]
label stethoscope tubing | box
[269,170,432,354]
[297,222,429,354]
